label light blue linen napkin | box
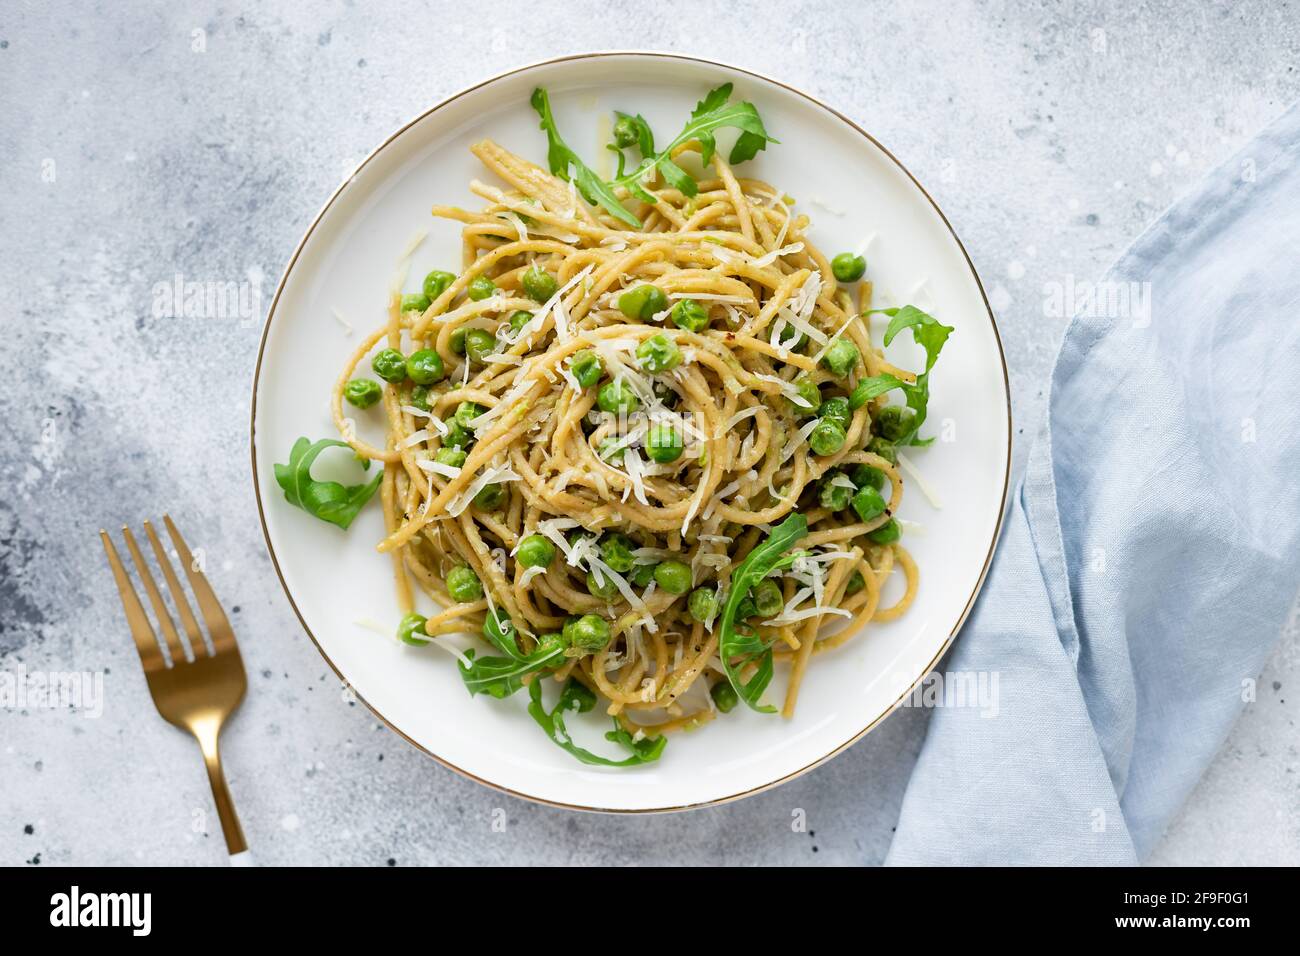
[886,103,1300,865]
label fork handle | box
[194,722,248,856]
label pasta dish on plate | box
[273,83,953,766]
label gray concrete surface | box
[1,0,1296,866]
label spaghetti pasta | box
[313,85,950,765]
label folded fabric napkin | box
[886,103,1300,865]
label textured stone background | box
[2,0,1297,866]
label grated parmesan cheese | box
[330,307,354,335]
[416,459,462,480]
[750,241,805,269]
[896,450,943,509]
[445,461,519,516]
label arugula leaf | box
[531,88,643,228]
[849,373,907,410]
[729,130,769,165]
[681,82,773,167]
[716,514,809,712]
[482,607,525,660]
[865,305,955,445]
[458,640,566,699]
[527,679,667,767]
[530,83,777,230]
[273,437,382,530]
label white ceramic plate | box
[251,52,1010,812]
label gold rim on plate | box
[248,50,1013,814]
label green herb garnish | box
[273,437,382,530]
[716,514,809,712]
[530,83,777,229]
[863,305,954,446]
[527,678,667,767]
[458,640,566,700]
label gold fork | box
[101,515,250,864]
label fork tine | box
[143,519,209,659]
[99,530,166,674]
[121,527,188,664]
[163,515,237,655]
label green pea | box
[867,518,901,545]
[570,350,603,388]
[587,568,619,601]
[409,384,432,412]
[464,328,496,365]
[400,293,431,314]
[820,396,850,429]
[435,447,467,468]
[516,534,555,569]
[669,298,709,333]
[371,348,407,383]
[597,380,640,415]
[473,482,505,511]
[612,115,640,149]
[849,463,886,490]
[844,570,866,596]
[688,587,719,623]
[467,276,497,301]
[344,378,382,409]
[820,338,860,377]
[867,436,897,464]
[454,402,485,428]
[710,679,738,713]
[561,615,582,646]
[851,484,887,523]
[508,310,533,335]
[600,532,636,573]
[636,333,682,374]
[406,348,446,385]
[423,270,456,300]
[831,252,867,283]
[818,475,854,511]
[654,559,692,595]
[646,423,683,463]
[446,565,483,603]
[617,284,668,321]
[443,421,473,449]
[629,562,657,588]
[788,378,821,415]
[597,437,626,464]
[735,595,758,620]
[751,579,783,618]
[450,327,467,355]
[397,612,429,646]
[874,405,917,442]
[809,419,847,456]
[571,614,612,652]
[521,265,558,303]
